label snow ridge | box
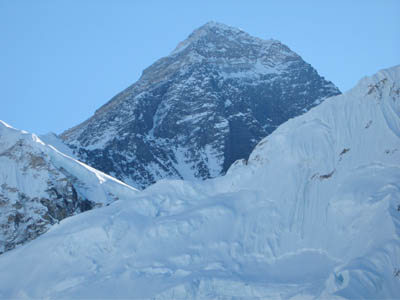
[0,121,138,253]
[0,66,398,299]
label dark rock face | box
[62,22,340,189]
[1,182,93,254]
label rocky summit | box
[61,21,340,189]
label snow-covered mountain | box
[0,66,398,299]
[0,121,138,254]
[61,21,340,189]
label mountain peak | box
[197,21,244,33]
[61,22,340,189]
[171,21,270,55]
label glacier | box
[0,65,399,299]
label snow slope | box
[39,132,78,159]
[0,66,399,299]
[0,121,138,253]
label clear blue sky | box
[1,0,399,134]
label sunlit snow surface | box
[0,66,400,299]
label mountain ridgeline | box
[0,121,138,253]
[61,22,340,189]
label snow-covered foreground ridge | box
[0,121,138,253]
[0,65,399,299]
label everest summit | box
[60,22,340,189]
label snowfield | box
[0,65,399,299]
